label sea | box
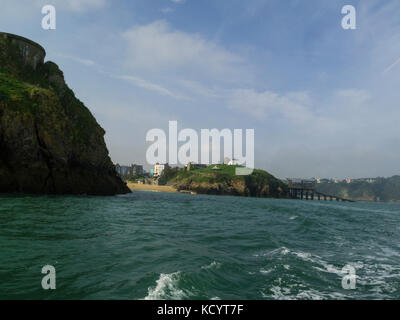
[1,191,399,300]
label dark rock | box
[0,34,130,195]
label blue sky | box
[1,0,400,178]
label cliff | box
[159,165,289,198]
[316,176,400,202]
[0,34,130,195]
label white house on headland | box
[228,159,240,166]
[153,163,168,177]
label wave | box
[264,285,349,300]
[144,272,188,300]
[256,246,343,275]
[201,261,221,270]
[256,246,400,299]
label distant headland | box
[118,161,400,202]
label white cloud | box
[122,20,242,77]
[116,75,188,100]
[43,0,106,11]
[161,7,174,14]
[384,56,400,74]
[227,87,374,129]
[68,0,106,11]
[178,79,222,99]
[58,54,95,66]
[52,0,106,11]
[228,89,314,123]
[334,89,371,106]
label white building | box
[153,163,166,177]
[228,159,240,166]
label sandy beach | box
[127,182,178,193]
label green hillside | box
[159,164,289,198]
[316,176,400,202]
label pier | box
[287,179,355,202]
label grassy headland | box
[158,164,289,198]
[316,176,400,202]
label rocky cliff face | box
[163,166,289,198]
[175,176,288,198]
[0,36,130,195]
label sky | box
[1,0,400,179]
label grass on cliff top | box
[192,164,277,179]
[0,72,51,106]
[0,39,107,149]
[192,164,239,175]
[160,164,282,186]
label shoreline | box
[127,182,178,193]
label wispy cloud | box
[122,20,242,77]
[228,89,314,123]
[116,75,189,101]
[58,54,95,66]
[384,56,400,74]
[37,0,107,12]
[161,7,174,14]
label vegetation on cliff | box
[316,176,400,202]
[159,165,289,198]
[0,36,130,195]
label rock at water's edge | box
[0,33,130,195]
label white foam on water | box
[254,246,290,258]
[259,268,273,274]
[356,262,400,295]
[268,285,292,299]
[201,261,221,270]
[292,251,313,261]
[276,247,344,276]
[257,246,400,298]
[263,283,350,300]
[144,272,187,300]
[380,246,400,258]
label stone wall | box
[0,32,46,70]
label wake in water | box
[1,193,400,299]
[145,272,188,300]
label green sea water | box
[1,191,400,300]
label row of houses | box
[115,162,169,178]
[115,164,144,177]
[315,177,377,184]
[116,158,243,179]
